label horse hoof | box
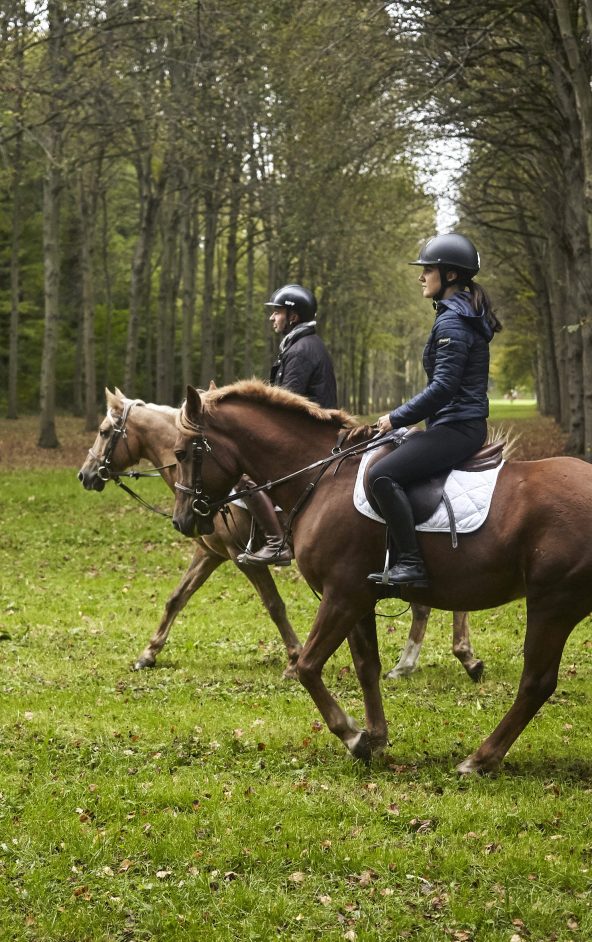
[384,667,413,681]
[282,664,299,680]
[456,754,498,776]
[456,757,479,775]
[349,730,372,764]
[466,660,484,683]
[133,656,155,671]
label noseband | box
[87,399,139,480]
[174,430,214,519]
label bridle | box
[86,399,175,517]
[173,411,402,529]
[174,428,214,520]
[87,399,140,482]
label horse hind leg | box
[384,603,430,680]
[385,607,483,683]
[133,545,222,670]
[452,611,484,682]
[457,603,576,774]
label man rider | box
[237,284,337,567]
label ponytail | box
[468,280,502,333]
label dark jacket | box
[388,292,494,429]
[270,322,338,409]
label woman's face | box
[418,265,442,299]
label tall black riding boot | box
[367,477,429,587]
[236,477,292,567]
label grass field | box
[0,410,590,941]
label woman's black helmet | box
[264,284,317,322]
[409,233,480,278]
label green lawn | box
[488,399,538,421]
[1,469,591,941]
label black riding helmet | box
[264,284,317,322]
[409,233,480,277]
[409,233,480,302]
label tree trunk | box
[156,182,180,404]
[100,188,114,391]
[8,128,22,420]
[223,165,241,384]
[181,186,198,391]
[243,149,256,378]
[38,144,62,448]
[199,187,218,386]
[78,172,98,431]
[124,154,165,393]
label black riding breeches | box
[368,419,487,492]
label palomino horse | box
[78,390,301,677]
[172,380,592,773]
[78,390,482,681]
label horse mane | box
[198,379,359,429]
[106,389,178,418]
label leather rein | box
[174,418,403,529]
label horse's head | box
[172,385,239,537]
[78,388,142,491]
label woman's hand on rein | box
[376,414,394,435]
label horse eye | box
[175,449,187,462]
[100,428,110,438]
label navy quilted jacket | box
[388,292,494,429]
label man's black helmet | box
[264,284,317,322]
[409,233,480,278]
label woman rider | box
[367,233,502,588]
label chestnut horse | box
[172,380,592,773]
[78,391,479,681]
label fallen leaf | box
[118,859,133,873]
[289,871,306,884]
[156,869,172,880]
[358,869,378,887]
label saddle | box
[363,429,505,527]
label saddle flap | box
[362,431,505,525]
[362,443,445,524]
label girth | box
[363,431,505,526]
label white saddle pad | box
[354,449,504,534]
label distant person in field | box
[367,233,502,589]
[238,284,338,567]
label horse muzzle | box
[77,467,106,492]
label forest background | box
[1,0,592,457]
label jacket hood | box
[438,292,494,342]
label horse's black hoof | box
[467,660,484,683]
[350,730,372,764]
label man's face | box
[269,306,290,333]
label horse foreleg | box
[457,606,574,774]
[237,563,303,679]
[297,596,375,762]
[452,611,484,682]
[133,546,223,670]
[384,603,430,680]
[347,613,388,754]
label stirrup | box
[237,538,292,567]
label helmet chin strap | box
[434,266,461,303]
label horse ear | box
[105,388,122,411]
[209,380,217,390]
[186,385,203,422]
[114,386,125,399]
